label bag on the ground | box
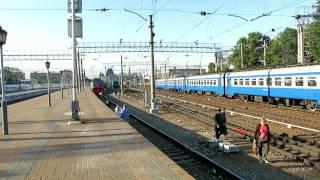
[252,141,257,154]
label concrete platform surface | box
[0,89,193,180]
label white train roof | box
[227,69,269,77]
[156,65,320,81]
[187,74,222,80]
[270,65,320,75]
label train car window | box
[308,77,317,87]
[239,79,244,85]
[267,78,272,86]
[228,79,232,86]
[245,79,250,86]
[213,80,217,85]
[259,78,264,86]
[285,77,292,86]
[209,80,213,85]
[275,77,281,86]
[252,79,257,86]
[234,79,238,85]
[296,77,304,87]
[218,79,221,85]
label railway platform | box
[0,89,193,179]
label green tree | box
[314,1,320,22]
[246,32,271,67]
[4,67,25,84]
[229,37,247,69]
[208,63,216,73]
[268,28,297,66]
[229,32,271,69]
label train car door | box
[217,74,224,95]
[184,77,187,92]
[224,73,231,97]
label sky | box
[0,0,317,78]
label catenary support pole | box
[81,58,84,90]
[263,40,267,67]
[77,52,80,93]
[71,0,79,121]
[240,43,244,69]
[120,55,123,96]
[149,15,157,113]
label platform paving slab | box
[0,89,193,180]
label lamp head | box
[0,26,7,45]
[45,61,50,69]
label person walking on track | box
[214,108,227,139]
[254,118,271,163]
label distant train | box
[1,82,61,93]
[91,78,105,95]
[156,65,320,111]
[112,81,119,90]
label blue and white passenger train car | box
[186,74,223,94]
[155,65,320,110]
[268,65,320,106]
[225,69,270,98]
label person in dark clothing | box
[254,118,271,163]
[214,108,227,139]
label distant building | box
[168,68,206,78]
[30,70,72,85]
[61,70,72,85]
[105,68,119,88]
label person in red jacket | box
[254,118,271,163]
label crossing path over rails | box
[0,89,193,179]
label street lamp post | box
[45,61,51,107]
[60,71,64,99]
[122,10,157,113]
[0,26,8,135]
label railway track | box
[125,88,320,169]
[162,91,320,130]
[135,87,320,129]
[98,94,244,180]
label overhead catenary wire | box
[174,0,231,42]
[206,0,312,42]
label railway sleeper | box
[274,135,320,157]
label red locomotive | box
[91,78,105,95]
